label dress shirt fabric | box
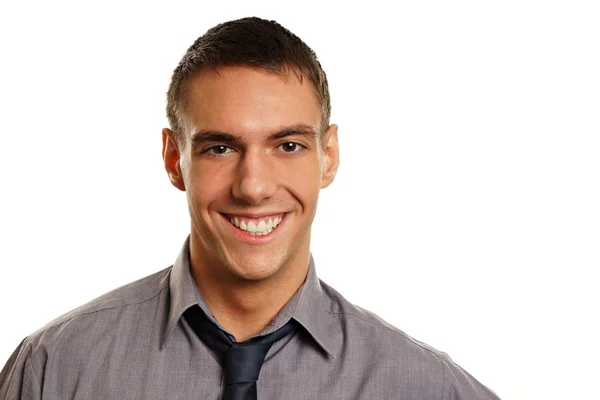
[0,238,500,399]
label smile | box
[225,214,285,236]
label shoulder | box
[319,278,449,361]
[1,267,175,397]
[318,280,500,399]
[24,266,172,359]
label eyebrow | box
[190,124,318,149]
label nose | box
[231,149,277,205]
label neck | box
[189,242,310,342]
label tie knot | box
[223,320,299,384]
[184,306,299,399]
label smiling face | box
[162,66,339,284]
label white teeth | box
[257,220,267,231]
[248,228,273,236]
[228,214,285,235]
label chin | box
[228,254,284,281]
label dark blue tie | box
[184,306,298,400]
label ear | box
[162,128,186,191]
[320,124,340,189]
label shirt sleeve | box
[0,339,42,400]
[441,358,501,400]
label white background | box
[1,1,599,399]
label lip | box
[222,212,286,220]
[219,212,289,245]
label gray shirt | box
[1,239,500,399]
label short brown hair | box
[166,17,331,148]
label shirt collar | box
[249,253,337,358]
[162,237,199,349]
[162,238,337,358]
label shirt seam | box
[25,355,42,395]
[325,309,448,362]
[4,341,33,397]
[38,284,170,335]
[30,285,167,373]
[44,285,170,380]
[441,354,448,400]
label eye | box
[277,142,305,153]
[204,145,233,156]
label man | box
[1,17,500,399]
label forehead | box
[184,66,321,138]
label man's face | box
[163,66,339,282]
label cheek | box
[185,164,229,206]
[287,165,322,207]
